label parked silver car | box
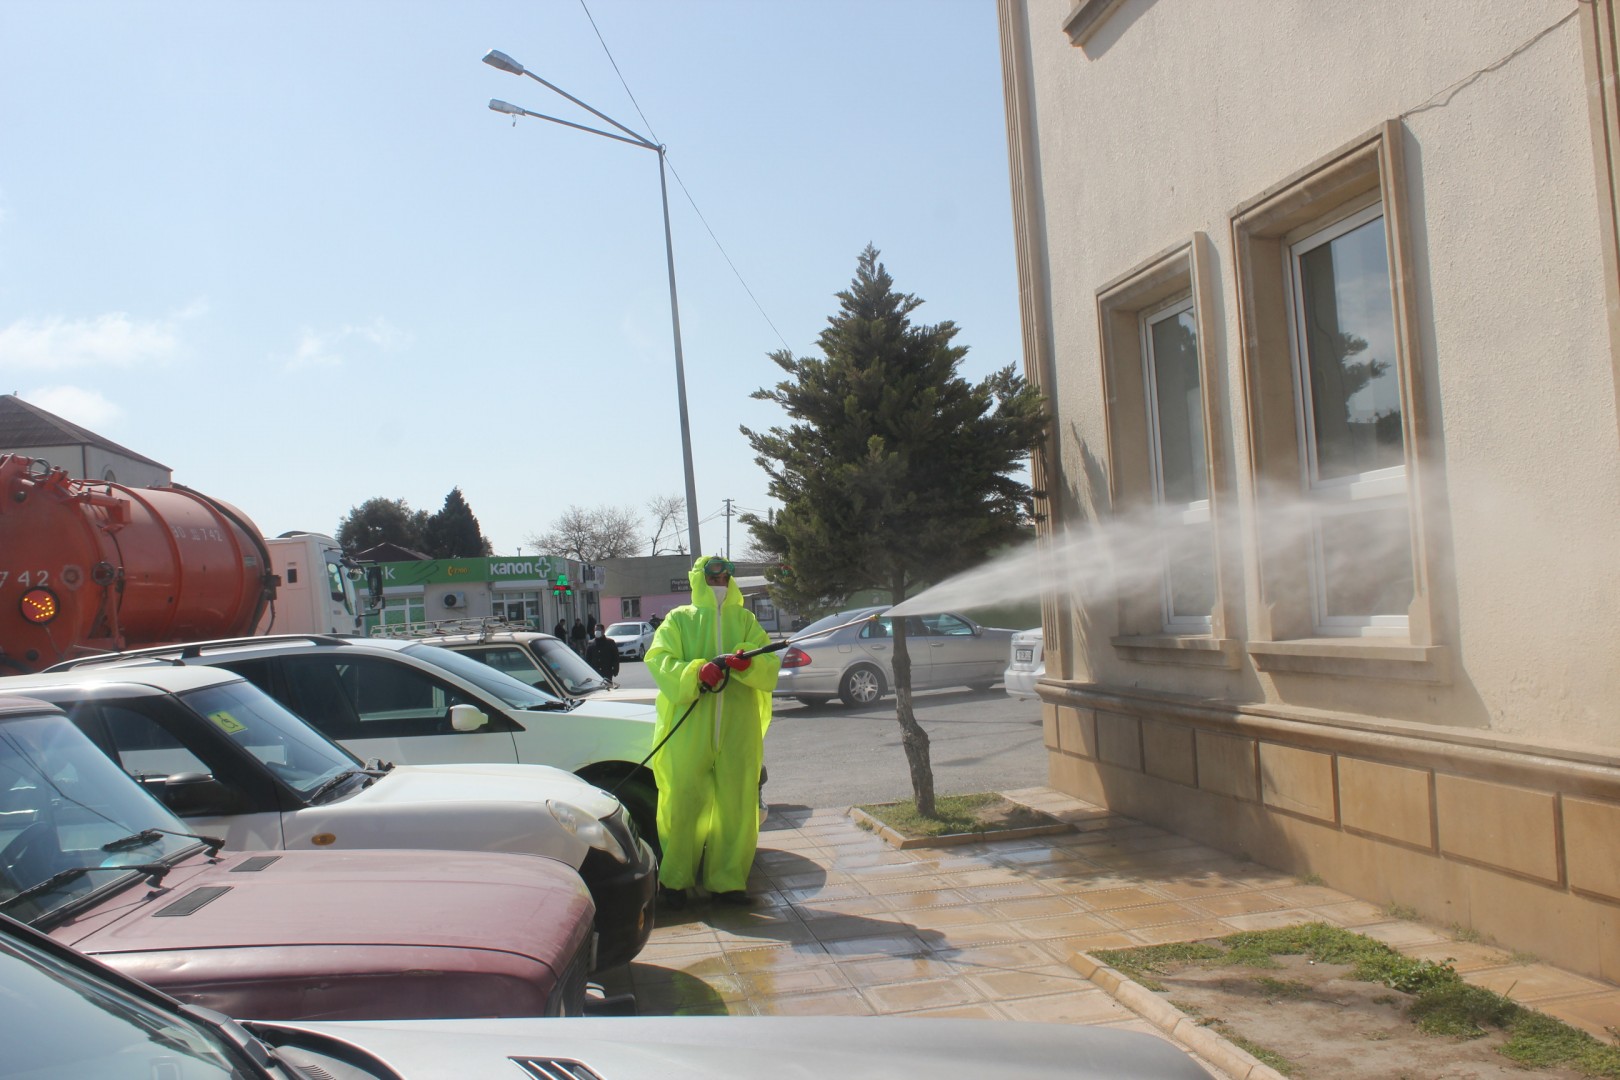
[774,607,1016,706]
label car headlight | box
[547,799,629,863]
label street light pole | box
[484,50,702,557]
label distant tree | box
[336,497,430,554]
[421,487,493,558]
[527,505,643,561]
[741,245,1046,818]
[645,494,688,556]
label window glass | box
[1316,504,1413,620]
[1296,215,1404,483]
[181,682,358,796]
[529,638,608,696]
[1146,304,1207,504]
[400,643,561,710]
[621,596,642,619]
[100,705,209,781]
[918,614,973,636]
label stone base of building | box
[1041,684,1620,983]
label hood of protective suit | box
[688,556,744,610]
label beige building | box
[999,0,1620,978]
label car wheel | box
[839,665,885,707]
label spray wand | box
[607,611,883,797]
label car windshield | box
[400,642,566,709]
[1,926,249,1078]
[605,623,641,637]
[528,638,610,696]
[178,682,362,800]
[797,607,886,637]
[0,714,202,925]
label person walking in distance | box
[569,618,588,655]
[584,625,620,682]
[645,555,780,908]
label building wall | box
[1003,0,1620,978]
[9,443,170,487]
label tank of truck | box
[0,454,273,673]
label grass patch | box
[853,792,1056,838]
[1097,922,1620,1079]
[1223,1031,1300,1077]
[1296,872,1325,886]
[1385,902,1420,920]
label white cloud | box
[21,385,123,429]
[0,303,205,370]
[280,317,410,371]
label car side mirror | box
[162,773,240,817]
[449,704,489,733]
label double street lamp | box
[483,48,702,558]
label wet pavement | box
[598,787,1620,1078]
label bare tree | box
[646,494,688,556]
[526,505,643,561]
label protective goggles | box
[704,556,735,578]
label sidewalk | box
[599,787,1620,1076]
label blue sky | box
[0,1,1022,556]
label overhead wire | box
[576,0,793,353]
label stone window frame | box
[1096,235,1241,669]
[1229,121,1450,684]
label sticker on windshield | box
[207,710,247,735]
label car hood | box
[584,686,659,705]
[53,848,592,957]
[519,699,657,725]
[345,763,619,820]
[265,1016,1212,1079]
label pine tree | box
[423,487,493,558]
[742,246,1045,817]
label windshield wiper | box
[0,863,171,915]
[305,769,368,804]
[101,827,225,857]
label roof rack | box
[370,617,537,643]
[44,634,354,671]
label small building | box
[599,555,790,632]
[0,395,171,487]
[359,554,601,636]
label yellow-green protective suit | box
[645,557,782,893]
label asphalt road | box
[611,662,1048,812]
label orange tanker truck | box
[0,454,276,673]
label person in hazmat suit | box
[645,554,781,909]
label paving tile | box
[801,912,911,943]
[984,895,1081,920]
[1124,919,1238,946]
[754,988,876,1016]
[911,922,1027,951]
[1536,992,1620,1041]
[794,895,894,918]
[1403,940,1516,974]
[1310,899,1390,928]
[734,965,851,998]
[820,934,936,959]
[864,975,989,1014]
[1356,919,1451,949]
[930,940,1060,970]
[1183,891,1293,918]
[857,873,956,895]
[721,942,836,972]
[898,1002,1012,1020]
[1265,884,1357,908]
[965,965,1099,1000]
[1076,886,1172,911]
[952,879,1054,903]
[835,954,962,987]
[996,988,1142,1024]
[1466,964,1615,1003]
[878,888,972,911]
[1036,931,1141,958]
[1216,908,1323,932]
[897,905,1004,931]
[1099,901,1209,930]
[1010,910,1118,941]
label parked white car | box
[1005,627,1045,700]
[409,624,658,705]
[604,620,656,660]
[0,663,657,969]
[47,638,660,837]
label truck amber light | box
[19,587,59,625]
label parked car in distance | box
[0,695,595,1021]
[402,621,658,705]
[774,607,1017,707]
[605,620,656,660]
[0,664,656,969]
[1005,627,1045,701]
[0,908,1214,1080]
[47,635,665,846]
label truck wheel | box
[839,666,885,707]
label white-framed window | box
[1141,294,1213,631]
[1285,199,1411,636]
[621,596,642,619]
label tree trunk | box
[890,606,937,819]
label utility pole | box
[723,498,733,559]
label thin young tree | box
[527,505,643,561]
[741,245,1045,817]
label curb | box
[846,806,1073,850]
[1066,951,1288,1080]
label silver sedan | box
[774,606,1017,706]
